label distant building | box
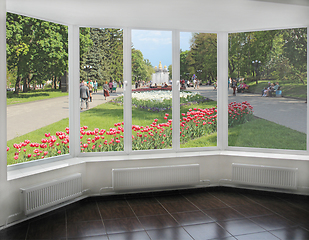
[152,61,169,85]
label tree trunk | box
[22,74,29,93]
[14,76,21,94]
[53,76,57,89]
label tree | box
[188,33,217,84]
[6,13,69,92]
[180,50,189,80]
[80,28,123,86]
[282,28,307,84]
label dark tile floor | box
[1,187,309,240]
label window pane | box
[131,30,172,151]
[180,32,217,148]
[79,28,124,153]
[6,13,69,165]
[228,28,307,150]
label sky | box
[131,30,193,67]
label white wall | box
[1,154,309,228]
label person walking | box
[93,80,98,93]
[88,81,93,102]
[80,82,89,110]
[103,81,109,100]
[109,80,113,93]
[232,79,237,96]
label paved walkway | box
[190,85,307,134]
[7,85,307,141]
[7,89,123,141]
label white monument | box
[152,61,169,86]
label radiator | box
[112,164,200,191]
[20,173,82,215]
[232,163,298,190]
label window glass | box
[228,28,307,150]
[131,30,172,151]
[6,13,69,165]
[79,28,124,153]
[180,32,217,148]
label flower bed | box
[7,93,253,164]
[111,90,209,112]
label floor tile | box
[161,200,198,213]
[96,199,128,208]
[184,222,232,240]
[211,192,252,206]
[104,217,144,234]
[126,197,158,206]
[217,219,265,236]
[189,196,228,210]
[250,214,295,230]
[155,194,187,203]
[67,220,106,238]
[138,214,179,230]
[66,201,101,222]
[108,231,151,240]
[98,206,135,220]
[67,235,108,240]
[232,203,272,217]
[147,226,194,240]
[270,226,309,240]
[235,231,280,240]
[27,219,66,239]
[203,207,245,221]
[182,192,213,202]
[172,211,214,226]
[0,222,28,240]
[131,203,167,216]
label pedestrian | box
[88,81,93,102]
[93,80,98,93]
[232,79,237,96]
[103,81,109,100]
[109,80,113,93]
[113,81,117,92]
[80,82,89,110]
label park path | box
[7,89,123,141]
[190,85,307,134]
[7,85,307,141]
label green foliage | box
[228,28,307,85]
[132,49,153,83]
[80,28,123,86]
[6,13,69,93]
[187,33,217,83]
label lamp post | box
[83,65,92,82]
[252,60,261,84]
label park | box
[5,13,307,165]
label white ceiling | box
[6,0,309,32]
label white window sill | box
[7,149,309,181]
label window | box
[6,13,69,165]
[131,29,172,151]
[79,27,124,153]
[180,32,218,149]
[228,28,307,151]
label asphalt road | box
[7,85,307,141]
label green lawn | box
[6,100,306,165]
[247,80,307,99]
[7,89,68,105]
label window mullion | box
[123,28,132,153]
[172,30,180,152]
[217,32,229,150]
[68,25,80,157]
